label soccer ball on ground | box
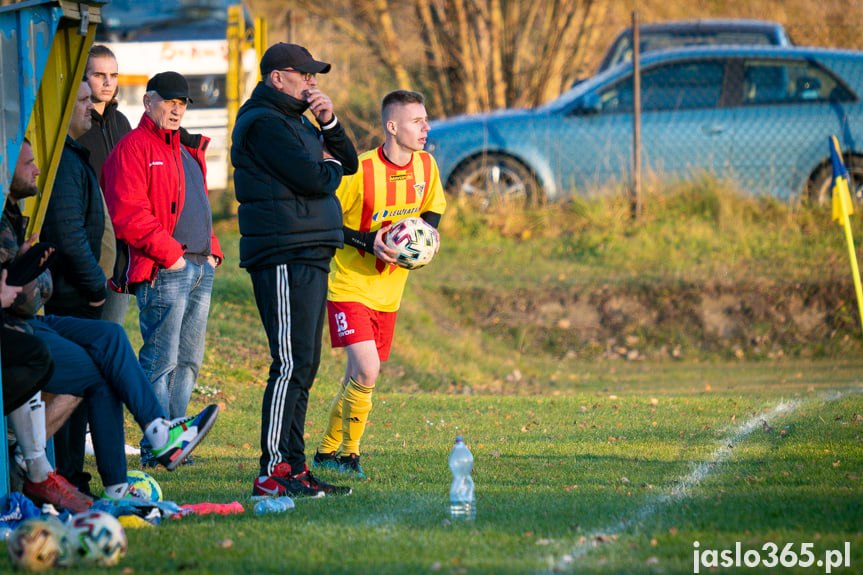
[69,511,127,567]
[7,516,76,571]
[384,217,440,270]
[127,469,162,502]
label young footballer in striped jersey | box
[313,90,447,478]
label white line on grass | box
[544,388,861,573]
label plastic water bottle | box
[449,436,475,521]
[253,496,295,515]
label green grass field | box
[99,361,862,575]
[38,190,863,574]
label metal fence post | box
[631,10,642,220]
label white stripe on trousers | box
[265,264,293,476]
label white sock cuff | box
[143,418,169,450]
[104,483,130,499]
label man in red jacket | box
[102,71,223,467]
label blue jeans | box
[102,289,131,325]
[136,259,214,420]
[31,315,165,487]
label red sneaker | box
[24,472,94,513]
[252,462,325,499]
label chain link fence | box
[424,17,863,205]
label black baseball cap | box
[146,71,193,103]
[260,43,331,76]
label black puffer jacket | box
[76,101,132,179]
[231,82,358,271]
[40,137,106,307]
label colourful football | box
[7,516,76,571]
[69,511,127,567]
[384,217,440,270]
[127,469,163,502]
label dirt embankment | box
[442,281,862,360]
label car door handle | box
[701,124,725,135]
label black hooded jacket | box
[231,82,358,271]
[76,100,132,179]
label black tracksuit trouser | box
[250,262,328,477]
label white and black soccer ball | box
[127,469,163,502]
[384,217,440,270]
[69,511,127,567]
[7,516,76,571]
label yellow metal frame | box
[226,7,267,208]
[254,17,268,83]
[24,5,100,238]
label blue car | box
[597,19,793,74]
[426,45,863,206]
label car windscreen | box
[604,30,778,71]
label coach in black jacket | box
[231,43,357,497]
[42,81,107,320]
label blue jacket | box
[231,82,358,271]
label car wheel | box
[447,154,540,209]
[806,154,863,206]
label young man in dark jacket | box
[76,44,132,326]
[231,43,358,498]
[77,45,132,181]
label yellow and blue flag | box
[830,135,863,335]
[830,135,854,224]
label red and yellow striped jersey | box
[328,146,447,311]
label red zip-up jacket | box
[101,113,223,286]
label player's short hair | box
[382,90,425,123]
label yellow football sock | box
[318,382,346,454]
[341,377,373,456]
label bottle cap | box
[455,436,463,442]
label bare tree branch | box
[416,0,452,115]
[370,0,414,88]
[488,0,506,109]
[276,0,604,118]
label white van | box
[96,0,256,192]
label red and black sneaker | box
[252,462,324,499]
[24,471,94,513]
[293,463,351,496]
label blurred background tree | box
[246,0,863,150]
